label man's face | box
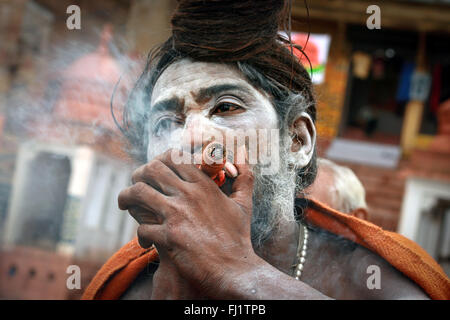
[147,58,279,160]
[147,58,298,247]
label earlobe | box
[289,112,316,168]
[352,208,368,220]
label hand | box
[118,146,257,298]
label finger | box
[137,224,166,249]
[224,161,238,178]
[229,145,254,212]
[156,148,205,183]
[132,159,185,196]
[128,205,162,225]
[118,182,168,220]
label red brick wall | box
[0,246,72,299]
[0,246,101,300]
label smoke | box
[3,30,143,156]
[0,29,144,252]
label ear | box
[289,112,316,168]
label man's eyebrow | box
[150,98,183,115]
[195,84,252,103]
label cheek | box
[146,139,164,161]
[146,129,184,161]
[212,108,278,131]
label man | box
[306,158,368,220]
[83,0,449,299]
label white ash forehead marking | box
[151,59,272,108]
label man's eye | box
[213,102,243,115]
[154,118,182,137]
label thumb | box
[229,145,254,214]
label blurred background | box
[0,0,449,299]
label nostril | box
[29,268,36,278]
[47,272,55,281]
[8,265,17,277]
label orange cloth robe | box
[82,199,450,300]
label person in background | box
[305,158,368,220]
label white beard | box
[250,139,298,249]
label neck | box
[253,218,300,276]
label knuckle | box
[163,199,180,216]
[243,170,254,184]
[183,182,203,200]
[160,148,176,163]
[165,220,182,247]
[144,159,162,177]
[131,165,145,183]
[164,148,175,158]
[133,181,148,199]
[164,148,189,165]
[199,180,215,195]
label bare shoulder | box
[347,240,430,299]
[120,264,156,300]
[302,228,430,300]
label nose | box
[180,115,205,155]
[180,115,223,155]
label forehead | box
[151,59,263,106]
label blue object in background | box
[396,62,415,102]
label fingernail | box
[224,161,238,178]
